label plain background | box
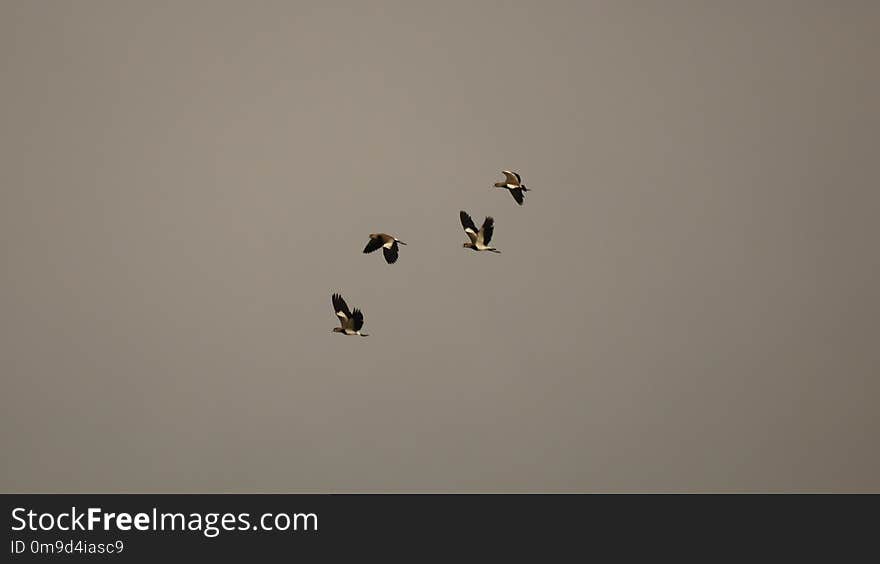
[1,1,878,492]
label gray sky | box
[2,1,878,492]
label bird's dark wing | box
[460,210,478,233]
[332,293,351,320]
[383,241,399,264]
[363,236,384,254]
[509,187,524,205]
[351,308,365,332]
[480,216,495,245]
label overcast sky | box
[2,1,878,491]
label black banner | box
[2,494,874,560]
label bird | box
[363,233,407,264]
[331,293,369,336]
[460,210,501,253]
[494,170,530,205]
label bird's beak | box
[398,241,407,245]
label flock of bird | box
[331,170,530,336]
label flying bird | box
[494,170,530,205]
[460,210,501,253]
[363,233,407,264]
[331,293,369,336]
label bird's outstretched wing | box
[509,187,524,205]
[363,236,384,254]
[351,308,365,332]
[332,293,352,328]
[502,170,521,185]
[383,241,399,264]
[479,216,495,246]
[460,210,479,243]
